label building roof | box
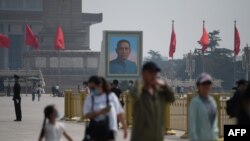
[0,10,42,22]
[0,10,102,24]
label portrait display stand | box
[98,30,143,81]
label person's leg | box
[32,93,34,101]
[16,99,22,121]
[14,101,18,120]
[19,99,22,120]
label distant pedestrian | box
[189,73,218,141]
[32,83,37,101]
[7,84,11,96]
[13,74,22,122]
[177,85,181,94]
[236,82,250,125]
[55,84,60,96]
[83,76,127,141]
[51,85,56,97]
[38,105,73,141]
[130,62,175,141]
[128,80,134,89]
[82,81,90,95]
[111,80,123,106]
[226,79,248,118]
[37,84,43,101]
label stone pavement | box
[0,94,188,141]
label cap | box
[196,73,212,85]
[142,61,161,72]
[14,74,20,80]
[236,79,247,86]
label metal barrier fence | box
[62,90,86,121]
[62,90,236,138]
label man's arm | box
[160,84,175,103]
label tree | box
[145,50,163,62]
[144,50,169,77]
[208,30,222,51]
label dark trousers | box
[14,99,22,120]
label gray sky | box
[82,0,250,59]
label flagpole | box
[202,20,205,72]
[25,21,29,96]
[233,20,236,84]
[171,20,174,83]
[58,49,61,87]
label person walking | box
[82,81,90,95]
[189,73,218,141]
[226,79,248,118]
[236,82,250,125]
[110,80,123,107]
[7,84,11,96]
[37,84,42,101]
[83,76,127,141]
[32,83,37,101]
[38,105,73,141]
[13,74,22,122]
[130,62,175,141]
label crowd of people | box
[10,61,250,141]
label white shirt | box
[84,92,124,132]
[44,122,65,141]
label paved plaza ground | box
[0,94,187,141]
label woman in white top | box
[38,105,73,141]
[84,76,128,141]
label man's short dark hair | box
[113,79,119,86]
[117,40,131,48]
[83,81,88,85]
[236,79,247,87]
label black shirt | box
[110,87,122,100]
[13,82,21,100]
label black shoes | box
[14,119,22,122]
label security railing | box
[62,90,236,139]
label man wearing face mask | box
[130,62,175,141]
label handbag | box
[83,93,114,141]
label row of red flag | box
[0,25,65,50]
[169,22,241,58]
[0,23,241,57]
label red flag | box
[234,26,240,56]
[55,26,65,50]
[0,34,10,48]
[169,22,176,58]
[198,22,210,52]
[25,25,39,50]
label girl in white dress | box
[38,105,73,141]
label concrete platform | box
[0,94,187,141]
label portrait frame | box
[105,31,143,78]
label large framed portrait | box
[105,31,142,77]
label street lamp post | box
[242,44,250,81]
[185,50,195,81]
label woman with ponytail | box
[38,105,73,141]
[83,76,127,141]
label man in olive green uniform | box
[130,62,175,141]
